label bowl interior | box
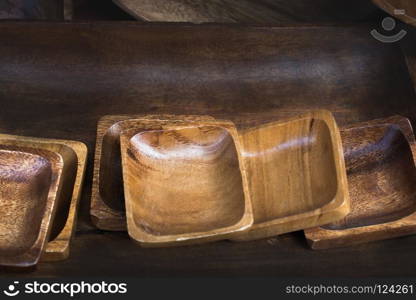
[124,126,246,236]
[242,118,338,224]
[48,145,78,241]
[97,117,215,213]
[99,123,126,211]
[324,125,416,230]
[0,149,52,256]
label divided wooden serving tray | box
[305,116,416,249]
[0,134,87,267]
[92,110,351,246]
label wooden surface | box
[305,116,416,249]
[373,0,416,26]
[7,230,416,277]
[232,111,350,241]
[0,137,63,267]
[121,120,253,246]
[91,115,215,231]
[113,0,382,23]
[0,22,415,276]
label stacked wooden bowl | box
[0,135,87,267]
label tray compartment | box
[232,110,350,241]
[120,121,252,246]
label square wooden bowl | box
[0,134,87,266]
[120,120,253,246]
[305,116,416,249]
[231,110,350,241]
[91,115,214,231]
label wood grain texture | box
[0,135,87,263]
[120,120,253,246]
[231,110,349,241]
[0,22,415,275]
[373,0,416,26]
[305,116,416,249]
[113,0,380,23]
[0,138,64,267]
[91,115,215,231]
[0,23,414,137]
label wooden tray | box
[91,115,214,231]
[305,116,416,249]
[120,119,253,246]
[0,134,87,265]
[231,110,350,241]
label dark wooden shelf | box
[5,231,416,277]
